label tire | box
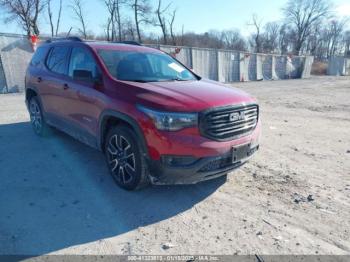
[29,96,50,137]
[104,125,149,190]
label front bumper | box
[147,143,259,185]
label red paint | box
[26,41,261,161]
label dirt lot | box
[0,76,349,255]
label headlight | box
[137,105,198,131]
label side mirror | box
[73,69,93,82]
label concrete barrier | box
[0,33,314,94]
[327,57,350,76]
[0,33,34,93]
[217,50,240,82]
[159,45,313,82]
[0,56,7,93]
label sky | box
[0,0,349,37]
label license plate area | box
[232,143,251,163]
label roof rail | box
[117,41,142,46]
[46,36,83,43]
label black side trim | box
[25,87,44,114]
[45,112,99,149]
[97,110,149,158]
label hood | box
[132,79,257,112]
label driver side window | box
[69,47,98,80]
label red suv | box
[25,37,260,190]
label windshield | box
[97,49,197,82]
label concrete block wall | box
[217,50,240,82]
[192,47,219,81]
[0,33,314,94]
[274,56,287,79]
[159,45,312,82]
[0,56,7,93]
[248,54,257,81]
[0,34,34,93]
[166,45,312,82]
[302,56,314,78]
[328,57,350,76]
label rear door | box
[40,45,71,124]
[26,45,50,102]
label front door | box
[62,46,104,147]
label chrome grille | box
[199,104,258,141]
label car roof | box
[44,39,161,53]
[86,41,161,53]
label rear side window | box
[46,46,70,75]
[30,46,49,67]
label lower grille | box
[199,104,258,141]
[199,155,232,172]
[199,155,244,173]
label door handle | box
[37,77,42,83]
[63,83,69,90]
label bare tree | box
[263,22,280,53]
[123,18,136,40]
[278,24,293,54]
[180,31,223,49]
[0,0,45,36]
[305,24,321,56]
[115,0,125,41]
[56,0,63,36]
[304,18,349,59]
[221,30,247,51]
[155,0,171,44]
[248,14,263,53]
[328,19,348,57]
[47,0,54,37]
[70,0,88,39]
[103,0,117,41]
[180,24,184,46]
[47,0,63,37]
[102,0,126,41]
[169,9,177,45]
[105,17,112,41]
[130,0,152,43]
[283,0,332,55]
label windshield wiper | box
[160,78,189,82]
[123,78,191,83]
[122,79,149,83]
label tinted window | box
[46,46,70,75]
[97,49,196,82]
[69,47,99,79]
[30,46,49,67]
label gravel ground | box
[0,76,349,255]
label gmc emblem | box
[229,111,246,122]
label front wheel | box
[104,126,149,190]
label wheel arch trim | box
[97,110,149,158]
[25,87,46,116]
[25,86,38,103]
